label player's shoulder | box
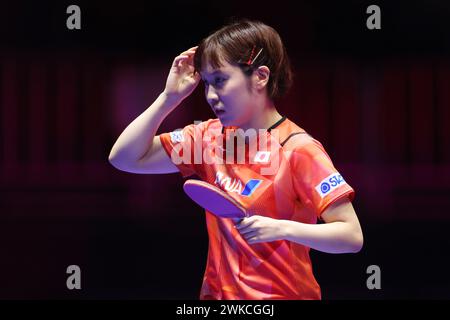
[180,118,221,134]
[281,119,328,157]
[203,118,222,130]
[281,119,318,149]
[189,118,221,130]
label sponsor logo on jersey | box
[170,130,185,143]
[241,179,263,197]
[315,173,347,198]
[215,171,262,197]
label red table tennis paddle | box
[183,179,247,219]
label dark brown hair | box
[194,18,293,100]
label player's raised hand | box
[163,46,201,104]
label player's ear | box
[253,66,270,90]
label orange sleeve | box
[159,122,205,178]
[290,141,355,218]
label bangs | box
[194,38,230,75]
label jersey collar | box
[220,116,287,134]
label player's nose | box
[206,85,219,105]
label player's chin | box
[217,115,232,126]
[217,113,242,127]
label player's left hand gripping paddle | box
[183,179,247,220]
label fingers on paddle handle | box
[232,212,249,223]
[231,217,244,224]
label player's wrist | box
[279,219,293,241]
[160,90,183,107]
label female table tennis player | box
[108,19,363,300]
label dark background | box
[1,0,449,299]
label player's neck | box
[234,101,282,145]
[240,106,282,132]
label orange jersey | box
[159,116,355,300]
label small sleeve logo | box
[315,173,347,198]
[320,182,331,194]
[170,130,185,143]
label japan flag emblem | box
[254,151,270,163]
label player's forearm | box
[281,219,363,254]
[108,92,180,165]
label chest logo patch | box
[215,171,262,197]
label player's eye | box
[214,77,226,86]
[202,76,226,88]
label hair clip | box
[245,46,263,66]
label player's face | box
[200,59,256,127]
